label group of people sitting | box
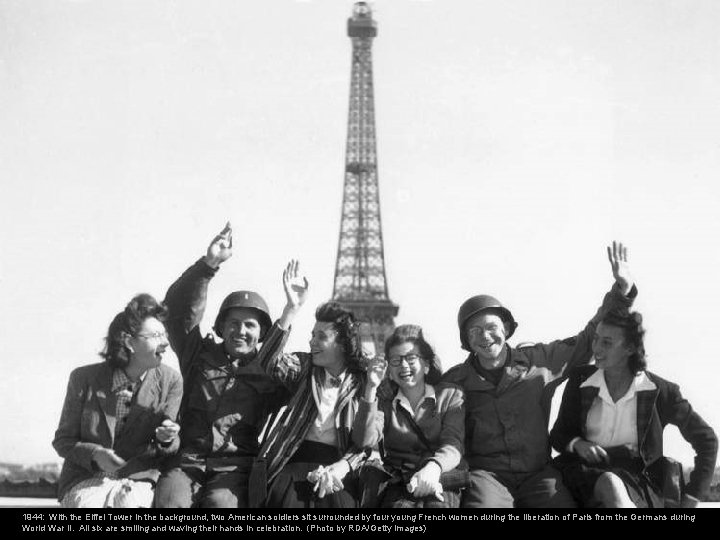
[53,224,717,509]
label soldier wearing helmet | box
[443,242,637,508]
[154,223,308,508]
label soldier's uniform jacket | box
[164,259,290,468]
[442,284,636,474]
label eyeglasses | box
[135,331,168,341]
[387,353,422,367]
[467,325,502,337]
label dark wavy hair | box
[100,293,168,369]
[384,324,443,385]
[315,302,363,371]
[600,308,647,375]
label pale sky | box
[1,0,718,468]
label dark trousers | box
[462,465,577,508]
[380,482,461,508]
[154,463,250,508]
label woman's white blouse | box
[579,369,657,453]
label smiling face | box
[220,307,262,358]
[309,321,346,375]
[126,316,169,372]
[387,341,427,392]
[465,312,507,366]
[592,322,633,372]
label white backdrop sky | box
[1,0,718,468]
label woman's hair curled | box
[600,308,647,374]
[314,302,362,371]
[384,324,443,385]
[100,293,168,369]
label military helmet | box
[214,290,272,340]
[457,294,518,350]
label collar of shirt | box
[581,369,657,404]
[323,369,348,389]
[228,351,258,372]
[111,369,146,394]
[394,383,436,417]
[305,369,348,446]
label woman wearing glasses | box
[53,294,182,507]
[354,325,466,508]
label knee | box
[593,472,631,508]
[153,485,188,508]
[153,470,193,508]
[594,472,619,493]
[200,487,239,509]
[462,470,513,508]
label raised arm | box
[352,357,388,449]
[530,241,637,378]
[163,223,231,371]
[259,260,310,389]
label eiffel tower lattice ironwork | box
[332,2,398,352]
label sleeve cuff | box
[625,284,638,299]
[423,458,443,472]
[197,257,219,276]
[154,437,173,449]
[359,397,378,411]
[567,436,582,453]
[343,448,371,472]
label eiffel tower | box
[332,2,398,354]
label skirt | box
[380,481,461,509]
[264,441,359,509]
[554,447,663,508]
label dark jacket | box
[443,283,636,474]
[53,362,182,500]
[550,365,718,500]
[164,259,290,463]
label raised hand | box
[282,259,309,309]
[607,241,634,295]
[365,357,387,391]
[204,222,233,269]
[278,260,309,330]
